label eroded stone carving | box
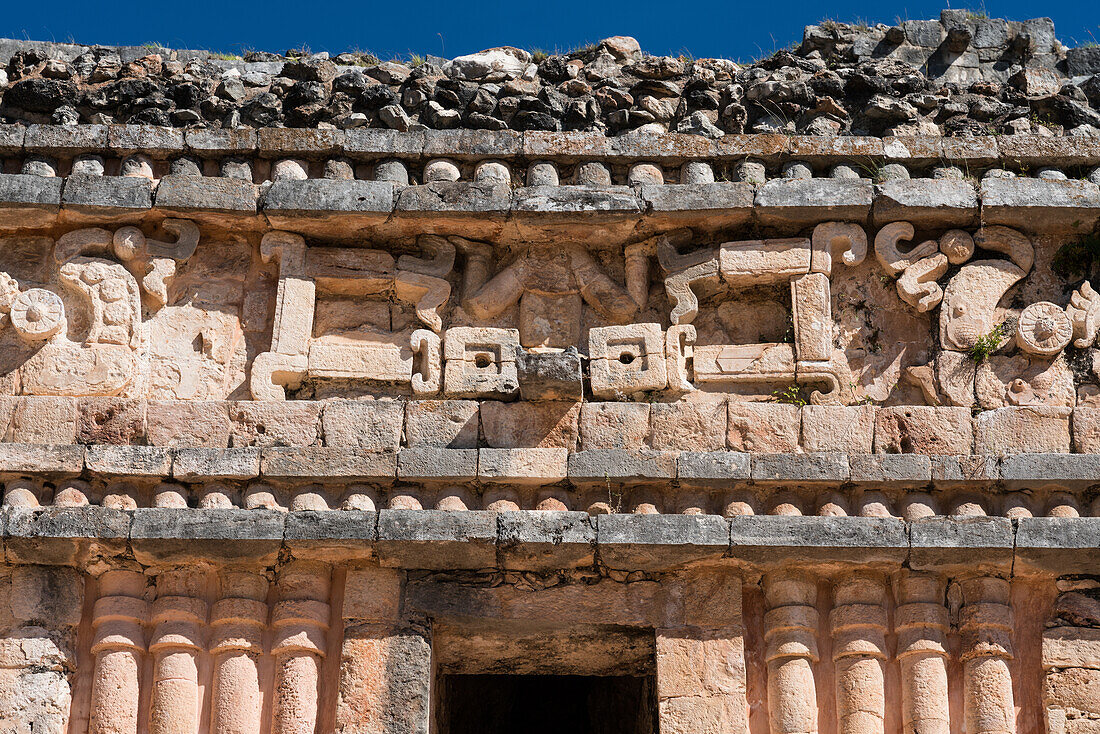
[655,223,863,403]
[459,239,637,350]
[250,231,453,400]
[0,220,199,397]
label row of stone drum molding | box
[8,141,1100,186]
[5,477,1100,518]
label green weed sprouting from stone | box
[968,322,1010,362]
[771,384,807,407]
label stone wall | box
[3,13,1100,734]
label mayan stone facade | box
[3,11,1100,734]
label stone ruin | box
[3,12,1100,734]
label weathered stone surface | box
[85,445,171,475]
[874,406,972,455]
[676,452,751,482]
[322,399,404,449]
[751,453,849,482]
[261,447,397,480]
[849,453,931,482]
[498,511,595,569]
[397,448,478,481]
[567,449,677,482]
[4,506,130,564]
[909,516,1014,569]
[404,400,479,448]
[650,400,727,451]
[801,405,874,453]
[229,401,321,447]
[129,507,284,564]
[727,403,800,453]
[480,400,579,449]
[973,406,1070,456]
[578,402,650,450]
[146,400,231,447]
[597,513,729,570]
[172,447,261,479]
[77,397,145,444]
[375,509,497,569]
[728,516,907,563]
[478,448,567,484]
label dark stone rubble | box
[2,9,1100,138]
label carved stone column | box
[831,574,887,734]
[272,560,331,734]
[764,571,819,734]
[210,570,268,734]
[960,577,1016,734]
[895,573,950,734]
[89,570,148,734]
[149,569,207,734]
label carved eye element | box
[10,288,65,341]
[953,304,967,317]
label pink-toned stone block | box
[727,402,799,453]
[651,399,727,451]
[875,406,972,455]
[579,402,651,450]
[229,401,321,447]
[146,401,231,447]
[480,400,579,449]
[801,405,874,453]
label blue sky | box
[2,0,1098,62]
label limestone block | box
[77,397,145,445]
[261,447,397,481]
[656,629,746,699]
[8,397,77,445]
[874,406,973,455]
[480,400,579,449]
[751,453,849,482]
[849,453,932,482]
[0,174,62,229]
[579,402,651,449]
[85,445,172,476]
[801,405,874,453]
[0,444,84,476]
[442,327,520,399]
[146,400,232,447]
[497,511,596,570]
[283,510,378,560]
[172,448,260,480]
[1073,405,1100,456]
[342,567,403,622]
[404,400,479,448]
[375,510,497,569]
[589,323,667,398]
[676,452,751,482]
[153,175,259,215]
[397,448,478,482]
[478,448,568,484]
[322,399,404,449]
[597,514,730,570]
[228,401,321,447]
[1045,668,1100,715]
[4,506,130,565]
[567,449,677,483]
[516,348,583,401]
[974,406,1070,456]
[9,565,83,626]
[1044,626,1100,669]
[727,403,800,453]
[650,400,727,451]
[336,625,432,734]
[129,508,284,564]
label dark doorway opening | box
[439,674,656,734]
